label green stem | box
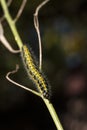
[0,0,23,49]
[43,99,64,130]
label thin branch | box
[43,99,64,130]
[0,23,4,35]
[6,64,41,97]
[0,0,13,22]
[7,0,13,6]
[0,0,23,49]
[0,23,20,53]
[34,0,50,70]
[34,0,50,15]
[0,35,20,53]
[14,0,27,23]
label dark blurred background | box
[0,0,87,130]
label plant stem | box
[43,98,64,130]
[0,0,23,49]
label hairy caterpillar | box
[21,45,51,100]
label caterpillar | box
[21,44,51,100]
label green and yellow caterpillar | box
[21,45,51,100]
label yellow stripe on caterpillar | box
[21,44,51,100]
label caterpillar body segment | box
[21,45,51,100]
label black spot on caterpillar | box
[21,44,51,100]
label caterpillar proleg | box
[21,45,51,100]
